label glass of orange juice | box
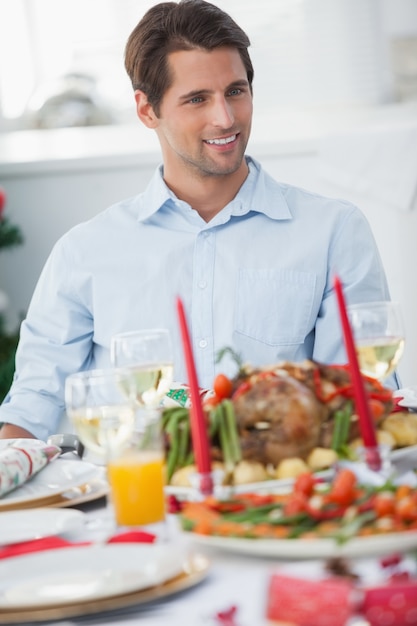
[107,406,166,532]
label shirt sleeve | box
[0,236,94,440]
[312,203,400,389]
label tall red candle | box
[333,275,381,471]
[176,297,213,495]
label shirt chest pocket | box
[235,268,316,345]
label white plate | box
[165,469,334,499]
[0,457,101,509]
[0,508,85,545]
[394,386,417,409]
[186,528,417,559]
[391,444,417,462]
[49,473,109,508]
[0,543,185,608]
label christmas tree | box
[0,186,24,402]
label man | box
[0,0,394,440]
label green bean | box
[165,420,180,482]
[331,407,351,452]
[177,418,190,468]
[185,450,194,466]
[165,409,188,481]
[208,405,220,438]
[218,402,234,471]
[223,399,241,464]
[162,406,188,428]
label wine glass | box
[64,368,137,462]
[110,329,174,407]
[65,367,167,535]
[347,301,405,381]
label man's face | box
[154,46,253,179]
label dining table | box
[1,442,417,626]
[0,494,365,626]
[56,498,277,626]
[0,485,283,626]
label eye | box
[189,95,204,104]
[228,88,242,96]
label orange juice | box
[107,451,165,526]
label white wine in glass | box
[347,301,405,381]
[65,368,137,460]
[110,329,174,407]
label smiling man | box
[135,47,252,221]
[0,0,396,440]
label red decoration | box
[333,275,381,470]
[176,296,213,495]
[363,581,417,626]
[0,186,5,220]
[266,574,355,626]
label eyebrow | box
[179,79,249,102]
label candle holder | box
[361,445,388,474]
[189,468,226,500]
[338,443,395,487]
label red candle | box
[333,275,381,471]
[176,297,213,494]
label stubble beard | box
[183,138,248,179]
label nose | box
[211,96,234,128]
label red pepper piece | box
[380,553,403,569]
[205,497,246,513]
[232,381,252,400]
[216,605,239,625]
[306,501,347,521]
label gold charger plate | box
[0,553,209,623]
[48,476,109,508]
[0,476,109,511]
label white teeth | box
[205,135,236,145]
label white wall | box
[0,106,416,387]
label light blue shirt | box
[1,157,393,439]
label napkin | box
[163,383,214,409]
[266,555,417,626]
[0,530,156,560]
[363,581,417,626]
[266,574,355,626]
[0,439,60,498]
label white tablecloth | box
[31,501,383,626]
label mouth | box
[203,133,239,146]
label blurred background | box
[1,0,417,130]
[0,0,416,386]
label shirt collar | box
[231,156,292,220]
[134,156,292,223]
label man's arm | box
[0,234,94,441]
[0,423,36,439]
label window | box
[0,0,413,131]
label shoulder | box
[249,156,366,223]
[43,195,141,270]
[62,195,140,242]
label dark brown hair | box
[124,0,253,116]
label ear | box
[134,90,158,128]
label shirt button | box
[198,280,207,289]
[199,339,208,349]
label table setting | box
[1,287,417,625]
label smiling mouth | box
[204,134,238,146]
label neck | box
[163,160,249,222]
